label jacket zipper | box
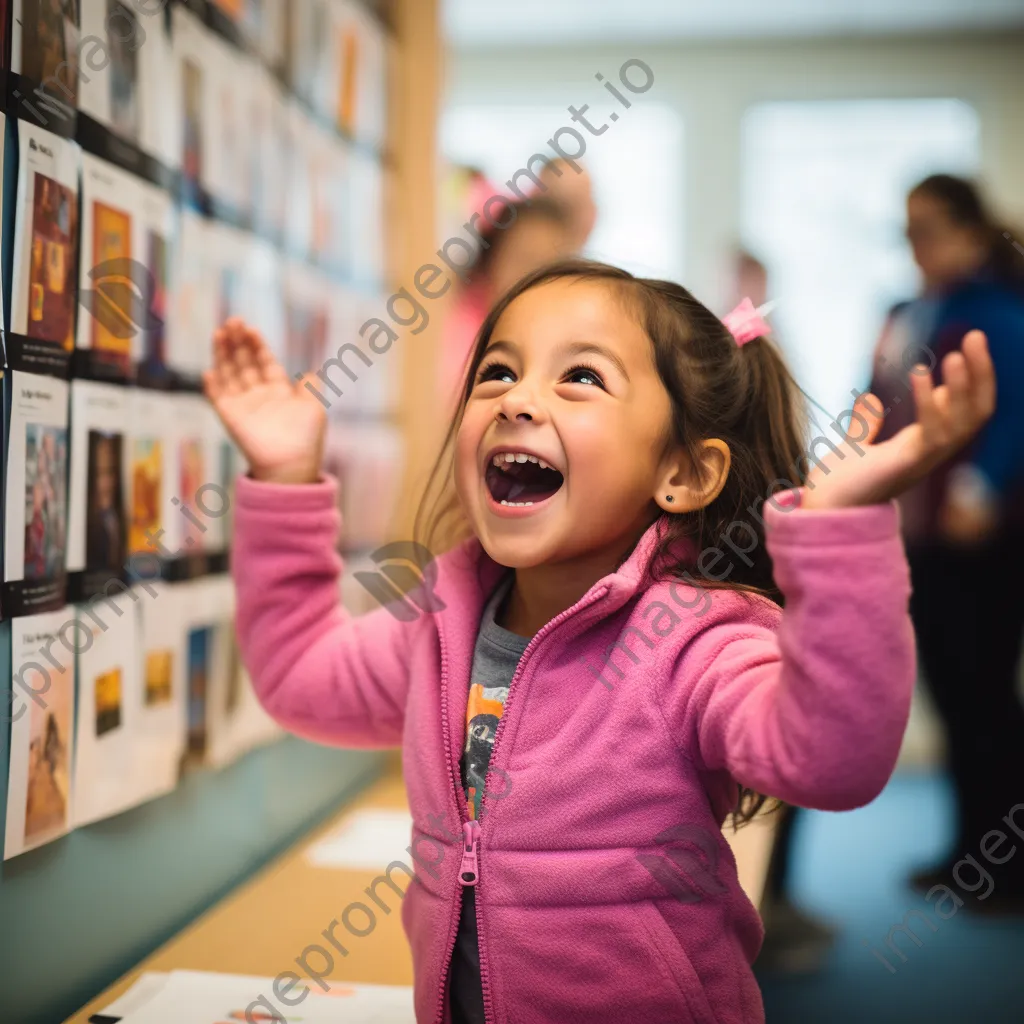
[433,582,612,1024]
[469,583,612,1024]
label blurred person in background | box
[869,174,1024,911]
[440,160,597,397]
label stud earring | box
[666,495,675,503]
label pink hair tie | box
[722,297,773,346]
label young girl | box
[204,260,995,1024]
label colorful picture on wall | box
[21,0,81,103]
[86,429,126,572]
[338,22,359,135]
[182,58,203,198]
[144,648,173,706]
[23,423,68,581]
[129,436,162,555]
[90,200,133,361]
[284,295,328,379]
[179,438,205,550]
[108,0,139,139]
[24,666,71,841]
[144,230,168,368]
[28,173,78,349]
[95,666,123,736]
[186,625,212,756]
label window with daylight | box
[740,98,981,424]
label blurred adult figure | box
[440,160,596,398]
[869,174,1024,909]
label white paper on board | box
[136,580,187,802]
[304,808,416,871]
[4,608,76,860]
[77,153,145,365]
[96,973,169,1019]
[136,182,175,369]
[65,380,128,576]
[116,969,415,1024]
[72,589,145,827]
[78,0,143,143]
[168,209,216,376]
[11,121,80,344]
[126,388,175,562]
[4,371,70,586]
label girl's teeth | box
[491,452,549,467]
[499,500,534,507]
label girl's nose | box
[496,383,543,423]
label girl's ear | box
[654,439,731,514]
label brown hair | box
[911,173,1024,288]
[415,259,811,826]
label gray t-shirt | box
[449,573,529,1024]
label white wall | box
[443,32,1024,312]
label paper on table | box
[93,973,169,1019]
[304,808,414,870]
[116,970,415,1023]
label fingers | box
[211,326,242,397]
[851,392,885,445]
[961,330,996,421]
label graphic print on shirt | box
[462,682,508,820]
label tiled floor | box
[757,772,1024,1024]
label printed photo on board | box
[23,423,68,581]
[28,174,78,349]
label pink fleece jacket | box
[232,474,916,1024]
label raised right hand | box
[203,318,327,485]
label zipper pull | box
[459,818,480,886]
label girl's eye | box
[476,362,516,385]
[563,363,606,389]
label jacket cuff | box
[234,471,339,513]
[764,487,901,546]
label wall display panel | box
[178,574,233,770]
[78,0,146,143]
[135,180,174,379]
[136,579,187,799]
[204,30,250,219]
[11,0,82,109]
[77,152,144,380]
[331,0,387,148]
[4,607,76,859]
[3,371,70,615]
[322,420,402,553]
[233,232,285,363]
[126,386,175,561]
[248,65,289,241]
[282,101,314,262]
[347,146,384,286]
[10,122,79,367]
[71,588,143,826]
[137,1,178,169]
[171,5,212,207]
[164,392,220,558]
[167,208,215,377]
[282,259,331,383]
[65,380,128,600]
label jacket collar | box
[433,513,690,624]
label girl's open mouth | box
[484,452,564,507]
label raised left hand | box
[801,330,995,510]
